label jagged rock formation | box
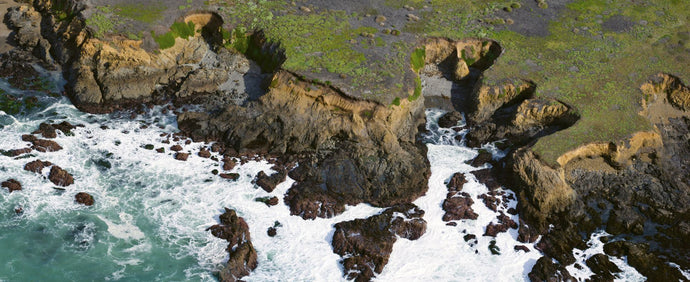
[207,208,258,282]
[331,203,427,281]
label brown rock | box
[1,179,22,192]
[207,208,257,282]
[442,192,478,221]
[223,158,236,171]
[170,145,183,152]
[49,165,74,187]
[471,169,501,190]
[253,167,287,193]
[21,134,37,142]
[198,149,211,158]
[438,111,464,128]
[446,173,467,192]
[33,123,57,138]
[32,139,63,152]
[332,204,426,281]
[219,173,240,180]
[514,245,530,252]
[468,149,493,167]
[175,152,189,161]
[75,192,94,206]
[24,159,51,173]
[4,148,32,157]
[267,227,277,237]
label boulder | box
[267,227,277,237]
[222,158,236,171]
[49,165,74,187]
[468,149,493,167]
[21,134,37,142]
[1,179,22,192]
[470,169,501,190]
[331,203,426,281]
[514,245,530,253]
[219,173,240,180]
[170,145,183,152]
[198,149,211,158]
[75,192,94,206]
[174,152,189,161]
[446,172,467,192]
[207,208,257,282]
[253,166,287,193]
[24,159,51,173]
[438,111,463,128]
[585,253,621,281]
[2,148,32,157]
[32,139,63,152]
[528,256,574,282]
[442,192,478,221]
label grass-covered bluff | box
[63,0,688,165]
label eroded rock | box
[75,192,94,206]
[207,208,257,282]
[49,165,74,187]
[1,179,22,192]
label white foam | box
[565,231,645,282]
[97,213,146,240]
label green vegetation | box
[154,21,197,49]
[114,3,164,23]
[409,76,422,102]
[85,6,118,38]
[410,47,426,72]
[391,97,401,106]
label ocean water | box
[0,72,648,281]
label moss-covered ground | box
[77,0,689,164]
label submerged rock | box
[74,192,94,206]
[1,179,22,192]
[207,208,257,282]
[331,203,427,281]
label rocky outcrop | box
[24,159,51,173]
[441,173,478,221]
[48,165,74,186]
[75,192,94,206]
[31,139,62,152]
[423,37,502,81]
[253,166,287,193]
[604,241,685,281]
[331,203,426,281]
[206,208,257,282]
[1,179,22,192]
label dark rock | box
[156,148,165,153]
[143,144,154,150]
[442,192,478,221]
[446,222,457,226]
[284,188,344,219]
[174,153,189,161]
[471,169,501,190]
[255,196,279,206]
[585,253,621,281]
[468,149,493,167]
[198,149,211,158]
[49,165,74,187]
[170,145,183,152]
[3,148,32,157]
[267,227,277,237]
[223,158,236,171]
[75,192,94,206]
[603,241,685,281]
[514,245,530,252]
[446,172,467,192]
[34,123,57,138]
[24,159,51,173]
[219,173,240,180]
[517,219,540,243]
[463,234,476,242]
[331,203,426,281]
[478,191,502,212]
[528,256,574,282]
[21,134,37,142]
[253,167,287,193]
[32,139,63,152]
[1,179,22,192]
[438,111,464,128]
[488,240,501,255]
[484,213,517,237]
[606,207,645,235]
[207,208,257,282]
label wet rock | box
[267,227,277,237]
[331,203,426,281]
[222,158,236,171]
[284,189,344,219]
[463,234,477,242]
[207,208,257,282]
[31,139,63,152]
[468,149,493,167]
[478,191,502,212]
[198,149,211,158]
[170,145,183,152]
[517,219,540,243]
[603,241,685,281]
[484,212,517,237]
[514,245,530,252]
[34,123,57,138]
[219,173,240,181]
[24,159,51,173]
[446,173,467,192]
[438,111,463,128]
[442,192,478,221]
[21,134,37,142]
[75,192,94,206]
[174,153,189,161]
[253,167,287,193]
[255,196,279,206]
[1,179,22,192]
[446,222,457,226]
[585,253,621,281]
[528,256,574,282]
[471,169,501,190]
[156,148,165,153]
[2,148,32,157]
[49,165,74,187]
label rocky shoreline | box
[2,0,689,281]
